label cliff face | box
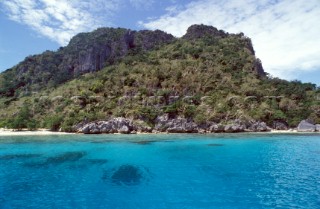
[0,27,175,96]
[63,28,175,74]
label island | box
[0,24,319,134]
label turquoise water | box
[0,134,319,209]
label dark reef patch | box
[23,161,45,168]
[45,151,86,164]
[131,140,157,145]
[0,153,42,160]
[91,140,117,144]
[207,143,224,147]
[110,165,143,185]
[86,159,109,165]
[67,158,109,170]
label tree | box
[6,101,36,130]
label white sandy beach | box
[0,128,74,136]
[270,129,297,133]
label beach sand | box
[0,129,74,136]
[270,129,298,133]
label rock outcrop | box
[272,120,289,130]
[154,115,198,133]
[67,28,175,74]
[208,124,225,133]
[74,116,272,134]
[297,120,316,132]
[247,121,270,132]
[224,124,245,133]
[75,118,152,134]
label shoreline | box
[0,128,319,136]
[0,129,74,136]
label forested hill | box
[0,24,319,132]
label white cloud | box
[1,0,120,46]
[141,0,320,80]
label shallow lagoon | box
[0,133,320,209]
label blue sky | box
[1,0,319,85]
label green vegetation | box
[0,25,319,131]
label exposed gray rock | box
[76,118,130,134]
[154,114,170,132]
[75,117,276,134]
[155,117,198,133]
[198,121,215,130]
[315,124,320,132]
[305,118,315,125]
[198,129,207,134]
[208,124,225,133]
[67,28,175,74]
[297,120,316,132]
[248,121,270,132]
[118,125,130,134]
[75,117,153,134]
[224,124,245,133]
[155,114,169,124]
[272,120,288,130]
[168,122,198,133]
[79,123,93,134]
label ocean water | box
[0,133,319,209]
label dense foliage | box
[0,25,319,131]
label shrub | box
[183,105,196,118]
[44,115,63,131]
[137,107,158,123]
[89,80,104,93]
[27,119,38,131]
[194,112,207,125]
[163,101,182,117]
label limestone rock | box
[118,125,130,134]
[224,124,245,133]
[272,120,288,130]
[297,120,315,132]
[75,117,155,134]
[248,121,270,132]
[208,124,225,133]
[154,115,198,133]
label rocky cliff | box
[0,27,174,96]
[0,25,265,97]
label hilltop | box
[0,24,319,133]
